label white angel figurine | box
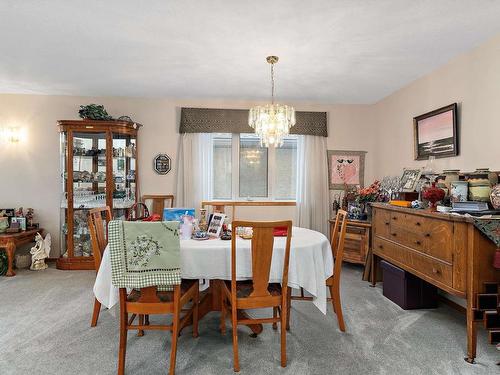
[30,232,51,271]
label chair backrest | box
[231,220,293,298]
[88,206,112,272]
[330,210,348,285]
[142,195,174,217]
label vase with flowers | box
[356,180,382,219]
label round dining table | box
[94,226,333,327]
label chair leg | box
[170,287,181,375]
[231,305,240,372]
[91,298,101,327]
[145,314,150,326]
[137,314,144,337]
[329,284,345,332]
[192,287,199,338]
[118,311,128,375]
[286,288,292,331]
[280,294,288,368]
[272,307,278,330]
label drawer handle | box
[392,216,397,220]
[416,222,421,226]
[378,245,383,249]
[432,268,440,274]
[391,233,397,237]
[425,233,431,238]
[415,240,421,245]
[384,222,390,226]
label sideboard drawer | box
[389,220,453,263]
[373,237,453,288]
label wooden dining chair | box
[108,220,200,375]
[142,194,174,217]
[118,282,199,375]
[88,206,112,327]
[220,220,293,372]
[288,209,348,332]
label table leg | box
[5,240,16,277]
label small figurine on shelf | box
[30,232,51,271]
[25,208,34,228]
[15,207,23,218]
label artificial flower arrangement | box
[357,180,385,203]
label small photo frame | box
[207,213,225,238]
[11,217,26,231]
[400,168,423,192]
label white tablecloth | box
[94,227,333,314]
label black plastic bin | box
[381,260,438,310]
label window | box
[210,133,298,201]
[212,133,232,199]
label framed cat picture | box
[327,150,366,189]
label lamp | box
[1,127,24,143]
[248,56,295,147]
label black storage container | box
[381,260,438,310]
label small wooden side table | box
[0,228,44,277]
[329,218,371,265]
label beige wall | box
[370,34,500,177]
[0,96,373,256]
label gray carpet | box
[0,264,498,375]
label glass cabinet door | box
[112,133,137,220]
[68,131,107,257]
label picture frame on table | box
[207,212,225,238]
[400,168,423,192]
[413,103,458,160]
[0,209,15,224]
[327,150,366,189]
[11,217,26,231]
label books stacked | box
[451,201,489,212]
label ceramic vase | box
[442,170,460,190]
[469,169,492,202]
[491,184,500,209]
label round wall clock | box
[153,154,172,175]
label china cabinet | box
[57,120,141,270]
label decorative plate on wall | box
[153,154,172,175]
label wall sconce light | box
[1,127,23,143]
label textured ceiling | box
[1,0,500,103]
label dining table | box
[93,226,333,333]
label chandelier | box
[248,56,296,147]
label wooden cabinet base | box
[371,203,500,363]
[56,256,95,270]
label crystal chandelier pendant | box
[248,56,296,147]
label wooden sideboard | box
[370,203,499,363]
[329,219,370,265]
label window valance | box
[179,107,328,137]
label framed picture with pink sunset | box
[413,103,458,160]
[327,150,366,189]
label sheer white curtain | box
[175,133,212,210]
[296,135,329,236]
